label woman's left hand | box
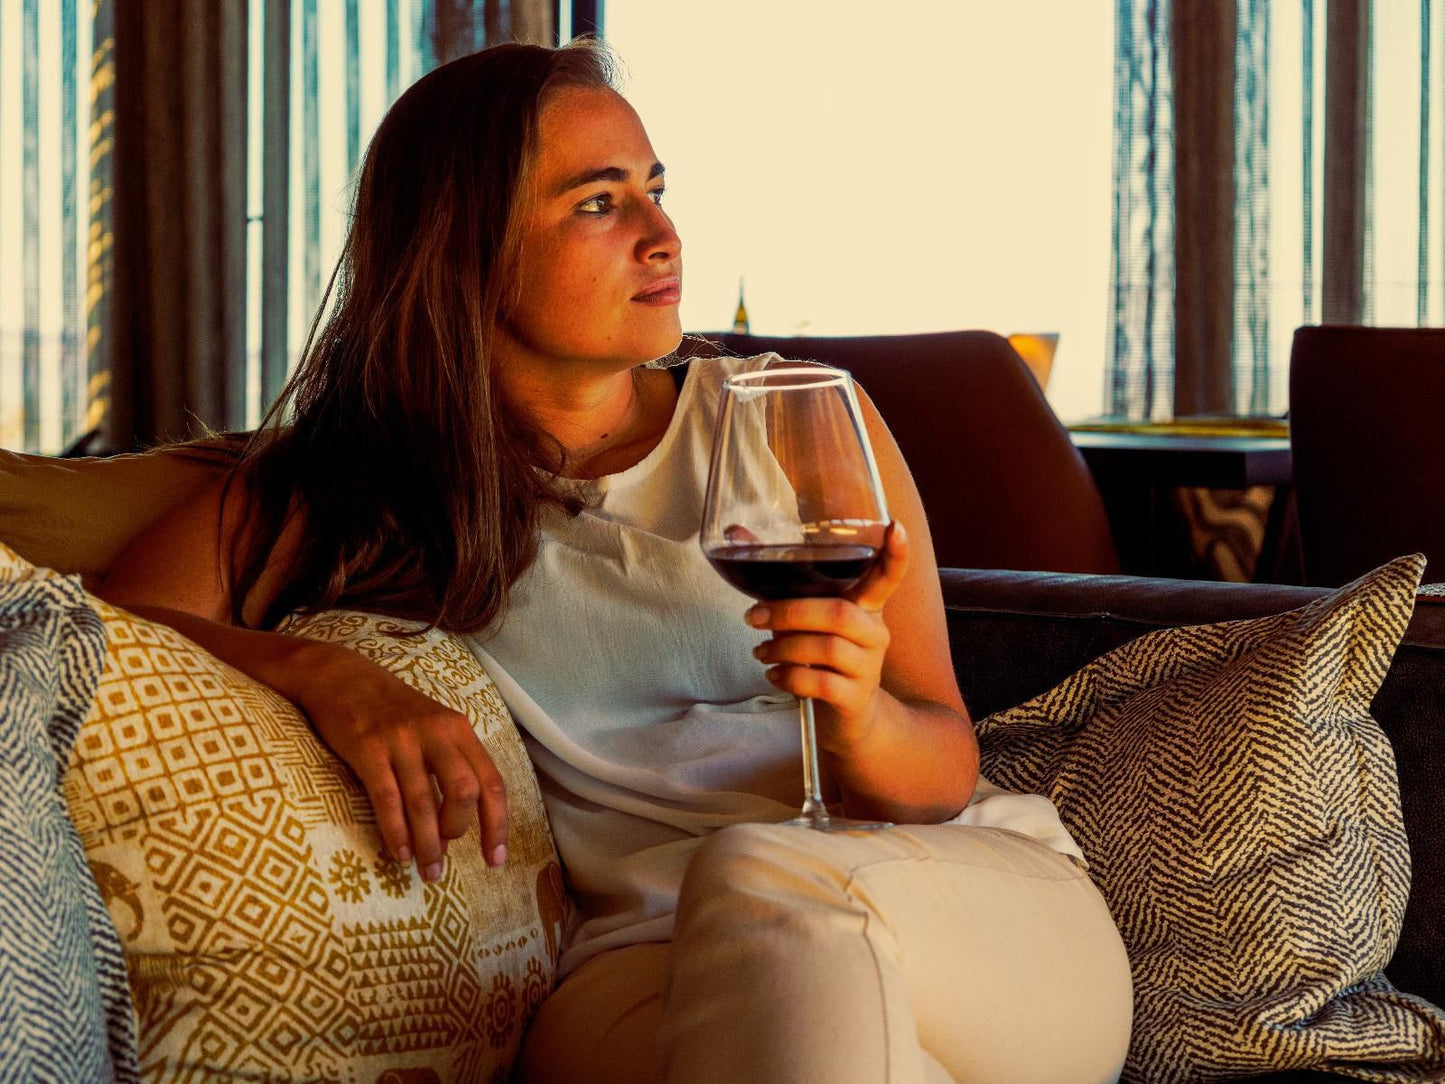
[747,521,910,752]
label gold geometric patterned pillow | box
[63,600,566,1083]
[976,555,1445,1082]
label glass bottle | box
[732,278,750,334]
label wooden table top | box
[1068,428,1293,488]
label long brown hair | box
[228,40,615,633]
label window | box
[7,4,1437,449]
[246,0,433,426]
[0,0,93,452]
[1368,0,1443,327]
[604,0,1115,422]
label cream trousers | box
[519,823,1132,1083]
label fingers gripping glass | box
[702,366,892,832]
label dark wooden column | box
[1322,0,1370,324]
[261,0,290,412]
[1171,1,1236,417]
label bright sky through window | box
[603,0,1115,421]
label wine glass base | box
[782,811,893,833]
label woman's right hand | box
[96,474,508,881]
[293,640,509,882]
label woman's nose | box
[639,203,681,263]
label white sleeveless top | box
[466,354,1083,977]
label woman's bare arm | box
[96,475,509,879]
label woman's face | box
[497,86,683,373]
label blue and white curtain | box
[1106,0,1176,421]
[1106,0,1441,421]
[0,0,90,453]
[1105,0,1273,420]
[0,0,553,453]
[284,0,550,421]
[1235,0,1271,418]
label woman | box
[100,39,1132,1082]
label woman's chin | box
[623,323,684,364]
[653,325,685,360]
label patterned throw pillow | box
[61,583,565,1082]
[976,555,1445,1082]
[0,547,139,1082]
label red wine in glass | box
[701,365,893,832]
[705,542,880,601]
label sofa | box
[3,445,1444,1082]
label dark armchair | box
[678,330,1120,575]
[1289,325,1445,586]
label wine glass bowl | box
[701,365,893,832]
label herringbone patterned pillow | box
[47,546,567,1083]
[977,554,1445,1082]
[0,552,139,1083]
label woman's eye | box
[578,193,613,215]
[649,187,666,206]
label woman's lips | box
[632,276,681,305]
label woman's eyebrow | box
[552,160,666,197]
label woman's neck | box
[504,364,676,480]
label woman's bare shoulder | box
[96,471,242,621]
[98,461,303,627]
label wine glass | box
[701,365,893,832]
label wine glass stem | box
[798,697,829,820]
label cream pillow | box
[62,580,564,1081]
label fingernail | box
[490,844,507,868]
[395,844,411,864]
[423,861,443,883]
[751,644,767,659]
[893,521,907,543]
[746,606,770,627]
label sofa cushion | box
[975,555,1445,1082]
[50,544,564,1081]
[0,550,139,1081]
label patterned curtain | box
[1106,0,1175,421]
[0,1,92,453]
[1106,0,1272,421]
[104,0,250,450]
[0,0,554,454]
[1235,0,1271,416]
[1107,0,1440,422]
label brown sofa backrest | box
[9,331,1124,582]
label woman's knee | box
[678,822,845,912]
[681,823,787,890]
[675,822,851,944]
